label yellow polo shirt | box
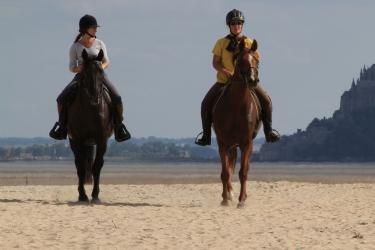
[212,36,260,84]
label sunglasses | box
[230,21,243,26]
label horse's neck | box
[76,78,103,107]
[81,75,103,92]
[231,74,242,83]
[223,80,248,107]
[230,70,247,93]
[231,66,244,81]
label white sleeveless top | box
[69,39,109,72]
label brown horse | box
[212,39,261,208]
[67,49,113,202]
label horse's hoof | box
[91,197,101,204]
[237,201,245,209]
[78,195,89,202]
[221,200,229,206]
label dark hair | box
[74,32,83,43]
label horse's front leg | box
[219,145,231,206]
[75,157,89,202]
[227,147,237,201]
[70,140,89,202]
[238,144,252,208]
[92,144,107,202]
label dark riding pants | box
[56,73,122,105]
[200,83,225,135]
[253,83,273,131]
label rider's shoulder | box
[214,36,232,48]
[70,41,80,52]
[215,36,229,44]
[95,39,107,49]
[243,36,259,52]
[95,38,105,45]
[244,36,253,42]
[243,36,254,47]
[95,38,104,43]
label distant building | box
[259,65,375,162]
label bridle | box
[234,50,259,88]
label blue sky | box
[1,0,375,138]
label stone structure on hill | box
[259,65,375,162]
[340,65,375,113]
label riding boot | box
[113,104,131,142]
[262,111,280,143]
[49,103,68,140]
[195,119,212,146]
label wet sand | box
[0,161,375,185]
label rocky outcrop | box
[259,65,375,162]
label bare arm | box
[101,61,109,70]
[69,44,80,73]
[100,40,110,70]
[71,65,82,73]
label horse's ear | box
[82,49,89,61]
[238,39,246,52]
[250,39,258,52]
[96,49,104,61]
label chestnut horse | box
[67,49,113,202]
[213,39,261,208]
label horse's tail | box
[84,145,96,184]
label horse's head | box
[233,39,259,87]
[80,49,105,104]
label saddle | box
[66,80,112,107]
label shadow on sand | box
[0,198,166,208]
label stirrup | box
[266,129,281,143]
[115,124,131,142]
[49,122,67,140]
[195,132,211,146]
[195,132,203,143]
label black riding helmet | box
[79,14,100,32]
[226,9,245,25]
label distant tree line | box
[0,140,219,162]
[0,143,72,160]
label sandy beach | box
[1,181,374,249]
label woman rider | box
[195,9,280,146]
[49,15,130,142]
